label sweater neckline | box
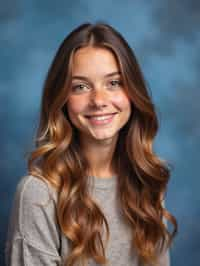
[89,175,117,189]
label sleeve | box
[5,175,62,266]
[6,236,61,266]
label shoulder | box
[7,175,61,253]
[8,175,59,235]
[15,175,57,205]
[6,175,62,260]
[9,174,60,224]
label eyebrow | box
[72,71,121,82]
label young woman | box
[5,22,177,266]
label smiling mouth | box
[85,113,117,125]
[85,112,118,118]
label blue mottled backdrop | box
[1,0,200,265]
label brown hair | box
[28,22,177,266]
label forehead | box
[71,46,121,78]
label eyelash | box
[110,80,122,87]
[72,84,88,91]
[72,79,122,92]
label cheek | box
[67,97,88,116]
[112,93,131,111]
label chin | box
[79,127,120,143]
[91,132,118,141]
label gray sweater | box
[5,175,170,266]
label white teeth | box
[89,115,113,121]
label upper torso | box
[5,175,169,266]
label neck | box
[80,135,118,178]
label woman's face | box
[67,46,131,143]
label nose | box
[89,89,108,108]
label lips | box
[85,112,117,118]
[85,113,117,125]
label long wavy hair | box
[28,22,177,266]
